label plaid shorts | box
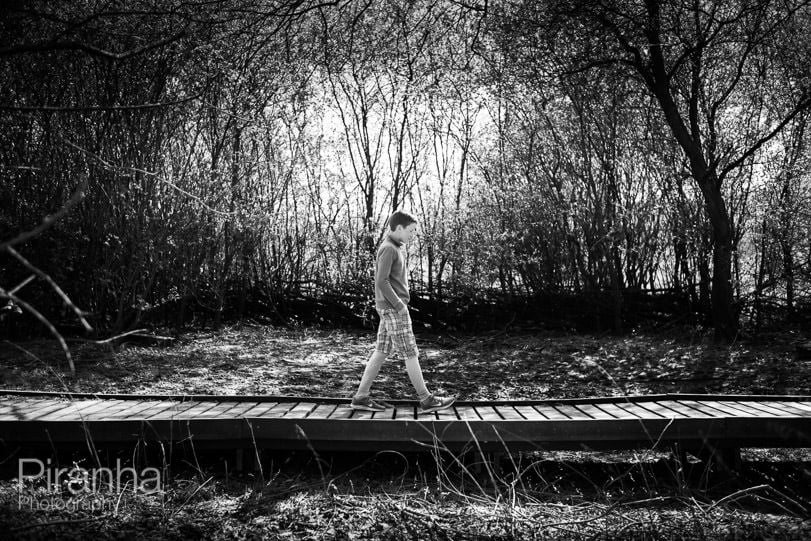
[375,306,419,359]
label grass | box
[1,323,810,539]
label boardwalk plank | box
[329,404,355,419]
[594,402,643,419]
[103,401,173,419]
[168,401,224,419]
[718,401,775,417]
[473,406,502,421]
[758,401,811,416]
[148,400,217,419]
[349,408,376,420]
[695,400,757,418]
[26,400,76,421]
[111,400,176,417]
[125,401,184,420]
[654,401,718,418]
[576,404,617,419]
[71,400,134,420]
[308,403,339,419]
[241,402,282,418]
[716,400,796,417]
[436,408,459,421]
[0,399,58,416]
[8,399,71,421]
[494,406,525,420]
[372,406,397,420]
[416,409,439,420]
[779,401,811,412]
[41,400,110,421]
[393,404,415,420]
[531,405,568,419]
[634,402,688,418]
[0,399,50,420]
[774,401,811,415]
[86,400,154,420]
[28,400,83,421]
[218,401,263,418]
[672,400,728,417]
[553,404,592,420]
[261,402,298,418]
[514,405,545,420]
[283,402,319,419]
[454,406,480,420]
[739,401,799,417]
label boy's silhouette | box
[351,210,456,413]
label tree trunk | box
[641,0,738,341]
[701,177,737,341]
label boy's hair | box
[388,210,418,231]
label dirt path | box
[1,325,807,399]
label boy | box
[351,210,456,413]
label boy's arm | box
[375,246,407,312]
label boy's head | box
[388,210,418,244]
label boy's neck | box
[388,233,403,246]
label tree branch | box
[6,246,93,332]
[0,26,189,60]
[0,287,75,376]
[0,91,204,112]
[718,91,811,184]
[0,178,87,251]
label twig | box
[7,246,93,332]
[244,419,265,484]
[8,274,35,295]
[538,505,617,532]
[77,328,148,345]
[170,475,214,518]
[0,177,87,250]
[706,484,769,512]
[63,139,237,216]
[0,287,75,375]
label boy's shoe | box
[350,396,386,412]
[373,399,395,408]
[419,394,456,414]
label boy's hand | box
[396,304,408,315]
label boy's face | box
[395,222,417,244]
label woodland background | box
[2,0,810,342]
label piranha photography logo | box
[16,457,162,512]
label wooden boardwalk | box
[1,390,810,454]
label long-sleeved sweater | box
[374,234,409,311]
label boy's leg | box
[354,349,387,400]
[404,354,431,402]
[389,308,431,401]
[354,310,392,400]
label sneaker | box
[350,396,386,412]
[419,394,456,413]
